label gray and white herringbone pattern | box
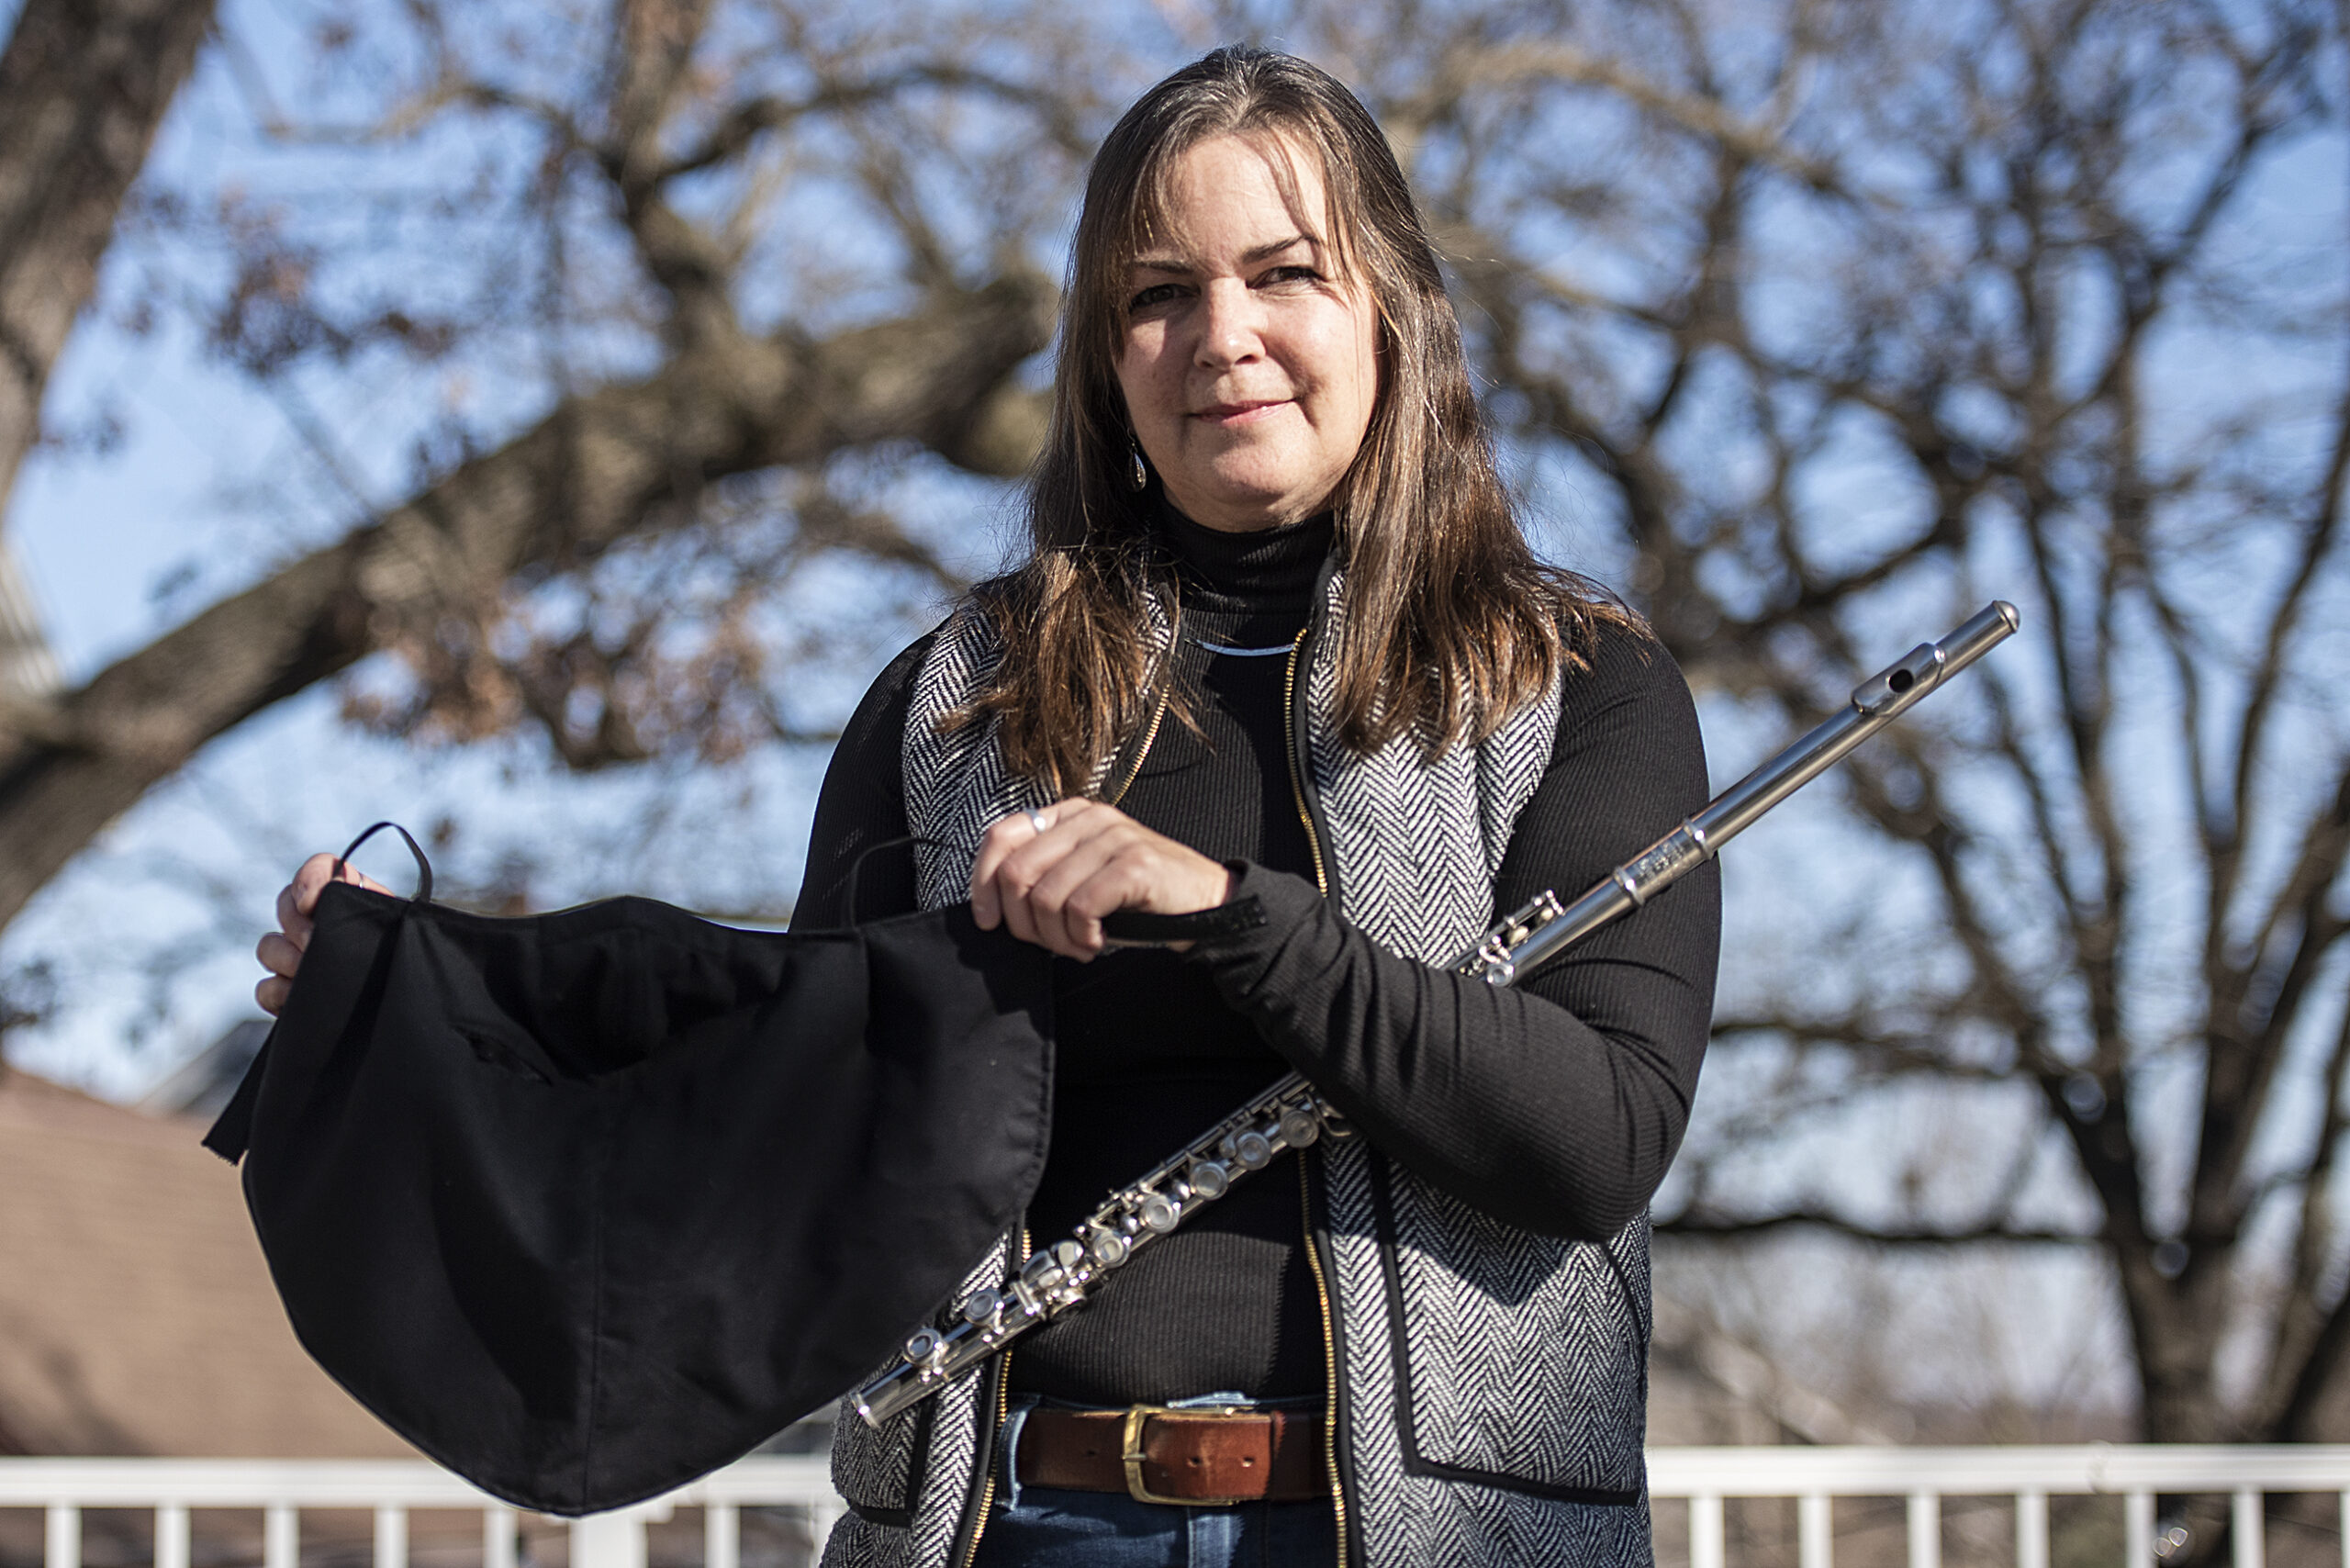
[901,610,1050,914]
[1299,571,1561,967]
[901,599,1179,910]
[823,1237,1013,1568]
[1325,1144,1655,1566]
[1390,1176,1650,1491]
[1305,572,1651,1566]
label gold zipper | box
[1299,1158,1348,1567]
[1285,616,1343,1562]
[1105,591,1181,807]
[1281,629,1329,898]
[1106,683,1172,808]
[953,1226,1028,1568]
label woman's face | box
[1113,133,1380,533]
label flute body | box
[853,600,2020,1428]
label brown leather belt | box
[1015,1406,1329,1506]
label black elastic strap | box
[839,833,955,925]
[1101,898,1267,946]
[202,1045,267,1164]
[336,821,433,903]
[841,834,1262,943]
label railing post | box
[1690,1494,1726,1568]
[263,1505,297,1568]
[572,1511,647,1568]
[1908,1491,1940,1568]
[1800,1492,1833,1568]
[705,1503,738,1568]
[44,1506,78,1568]
[2232,1490,2263,1568]
[2017,1489,2048,1568]
[484,1506,517,1568]
[811,1500,847,1558]
[2127,1491,2154,1568]
[374,1507,407,1568]
[154,1504,188,1568]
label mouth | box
[1192,398,1289,425]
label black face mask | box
[207,828,1053,1517]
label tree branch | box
[1660,1209,2100,1246]
[1404,39,1850,195]
[0,273,1056,932]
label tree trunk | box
[0,0,218,520]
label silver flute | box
[854,599,2021,1428]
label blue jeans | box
[971,1395,1337,1568]
[970,1485,1337,1567]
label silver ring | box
[1024,808,1052,836]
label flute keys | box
[1087,1229,1129,1267]
[902,1327,944,1365]
[1229,1129,1274,1170]
[1137,1193,1179,1233]
[960,1289,1002,1326]
[1188,1160,1230,1199]
[1278,1109,1320,1148]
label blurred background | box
[0,0,2345,1556]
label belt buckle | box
[1120,1404,1250,1507]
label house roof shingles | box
[0,1065,410,1457]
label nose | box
[1193,278,1264,369]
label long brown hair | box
[956,46,1639,797]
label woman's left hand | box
[969,798,1235,961]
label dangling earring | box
[1126,433,1149,493]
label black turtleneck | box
[795,509,1719,1406]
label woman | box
[261,45,1718,1568]
[794,45,1717,1568]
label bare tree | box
[6,0,2348,1447]
[0,0,1104,926]
[1317,0,2346,1442]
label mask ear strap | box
[840,833,954,925]
[333,821,434,904]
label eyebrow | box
[1129,234,1320,274]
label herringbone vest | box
[824,569,1655,1568]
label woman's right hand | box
[255,854,390,1015]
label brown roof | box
[0,1065,412,1457]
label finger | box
[990,819,1094,957]
[275,880,314,949]
[991,844,1052,951]
[288,854,341,920]
[969,813,1035,930]
[973,798,1092,938]
[1026,833,1133,957]
[256,975,290,1016]
[1015,813,1138,958]
[1027,801,1159,958]
[256,930,305,981]
[1070,846,1172,953]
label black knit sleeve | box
[1180,628,1721,1239]
[789,631,937,930]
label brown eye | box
[1129,283,1182,311]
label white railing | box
[0,1456,838,1568]
[6,1447,2350,1568]
[1650,1447,2350,1568]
